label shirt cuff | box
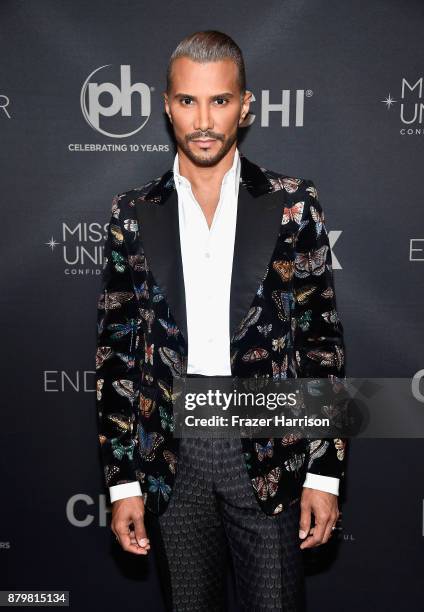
[109,481,143,502]
[303,472,340,495]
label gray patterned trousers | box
[147,434,306,612]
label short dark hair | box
[166,30,246,95]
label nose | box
[193,100,213,133]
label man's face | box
[164,57,250,167]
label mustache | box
[187,131,224,141]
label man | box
[95,30,347,611]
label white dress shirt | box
[109,147,339,501]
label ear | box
[163,92,172,123]
[239,89,252,123]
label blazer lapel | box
[135,177,188,348]
[135,152,286,350]
[230,175,284,342]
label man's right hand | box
[111,496,151,555]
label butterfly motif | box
[233,307,262,341]
[107,318,140,353]
[96,346,113,369]
[110,438,136,461]
[281,432,302,446]
[144,341,154,365]
[306,345,344,370]
[322,309,339,325]
[111,250,126,273]
[98,291,133,310]
[159,319,179,338]
[140,308,155,333]
[123,218,138,237]
[269,176,302,193]
[135,281,149,301]
[273,260,295,283]
[137,423,164,461]
[111,196,120,219]
[163,449,177,474]
[96,378,104,401]
[148,474,172,502]
[107,413,135,434]
[152,285,165,302]
[128,253,149,272]
[284,452,305,473]
[139,392,156,418]
[255,438,274,461]
[310,205,324,237]
[143,372,154,386]
[158,379,182,404]
[135,469,146,485]
[97,315,105,336]
[242,347,269,362]
[282,177,302,193]
[110,224,124,246]
[115,352,136,369]
[307,440,329,468]
[321,286,334,299]
[295,245,328,278]
[294,285,317,305]
[306,184,319,199]
[272,356,288,380]
[252,467,282,500]
[334,438,346,460]
[322,404,346,430]
[159,347,185,377]
[112,379,139,405]
[159,406,174,431]
[272,336,286,352]
[272,290,294,322]
[305,379,326,397]
[257,323,272,337]
[281,201,304,225]
[298,310,312,331]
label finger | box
[133,515,150,548]
[300,516,327,549]
[129,529,151,549]
[298,505,311,541]
[128,525,149,548]
[322,517,337,543]
[117,526,149,555]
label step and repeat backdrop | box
[1,1,423,610]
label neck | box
[177,142,237,193]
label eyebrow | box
[173,92,235,100]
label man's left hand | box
[298,487,339,549]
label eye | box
[181,97,193,105]
[214,98,228,105]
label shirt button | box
[204,252,211,258]
[207,337,213,343]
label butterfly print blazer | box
[95,151,347,516]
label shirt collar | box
[173,147,240,196]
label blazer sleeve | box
[95,195,144,495]
[292,179,348,481]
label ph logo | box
[80,64,151,138]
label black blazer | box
[95,151,347,516]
